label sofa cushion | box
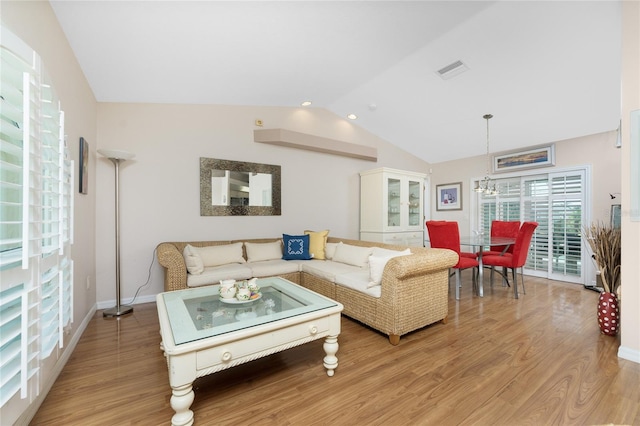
[248,259,302,277]
[332,243,373,268]
[245,240,282,262]
[183,244,204,275]
[282,234,312,260]
[335,270,382,298]
[302,260,362,283]
[197,242,246,267]
[186,264,253,287]
[368,249,412,288]
[325,242,339,260]
[304,229,330,260]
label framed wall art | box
[493,144,555,173]
[79,137,88,194]
[436,182,462,211]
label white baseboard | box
[618,345,640,364]
[96,293,157,310]
[17,303,98,425]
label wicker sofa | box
[156,236,457,345]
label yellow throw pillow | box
[304,229,330,260]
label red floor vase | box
[597,292,620,336]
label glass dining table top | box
[459,236,516,247]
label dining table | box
[458,235,516,297]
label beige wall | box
[95,103,430,305]
[619,0,640,363]
[2,1,98,424]
[430,130,621,231]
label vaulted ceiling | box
[49,1,622,164]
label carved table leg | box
[170,383,195,426]
[323,335,339,377]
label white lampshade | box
[97,149,135,160]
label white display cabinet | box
[360,167,426,247]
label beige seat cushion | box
[248,259,301,277]
[302,260,362,283]
[186,264,252,287]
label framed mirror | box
[200,158,281,216]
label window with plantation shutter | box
[474,168,588,284]
[1,26,74,420]
[478,177,521,235]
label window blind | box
[1,28,74,418]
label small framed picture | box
[436,182,462,211]
[79,137,88,194]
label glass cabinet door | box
[387,177,401,227]
[407,179,421,227]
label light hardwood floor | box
[31,275,639,425]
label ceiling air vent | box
[436,60,469,80]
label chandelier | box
[474,113,498,195]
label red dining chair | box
[426,221,479,300]
[481,221,538,299]
[480,220,521,257]
[427,221,477,259]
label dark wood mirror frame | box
[200,157,281,216]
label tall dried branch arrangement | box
[583,223,621,293]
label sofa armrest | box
[385,248,458,280]
[156,243,188,292]
[379,248,458,305]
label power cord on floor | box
[123,247,157,306]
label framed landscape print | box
[493,144,555,173]
[79,137,88,194]
[436,182,462,211]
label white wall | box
[95,103,431,305]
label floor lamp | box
[98,149,135,317]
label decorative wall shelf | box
[254,128,377,161]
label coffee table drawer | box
[196,316,331,370]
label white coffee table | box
[156,277,343,426]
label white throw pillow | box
[367,249,412,288]
[183,244,204,275]
[244,240,282,262]
[332,243,373,268]
[197,242,245,267]
[325,242,339,260]
[372,247,411,258]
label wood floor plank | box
[30,276,639,425]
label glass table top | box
[458,236,516,247]
[159,277,338,345]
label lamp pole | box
[98,149,135,317]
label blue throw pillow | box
[282,234,312,260]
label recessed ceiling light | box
[301,101,312,106]
[347,113,357,120]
